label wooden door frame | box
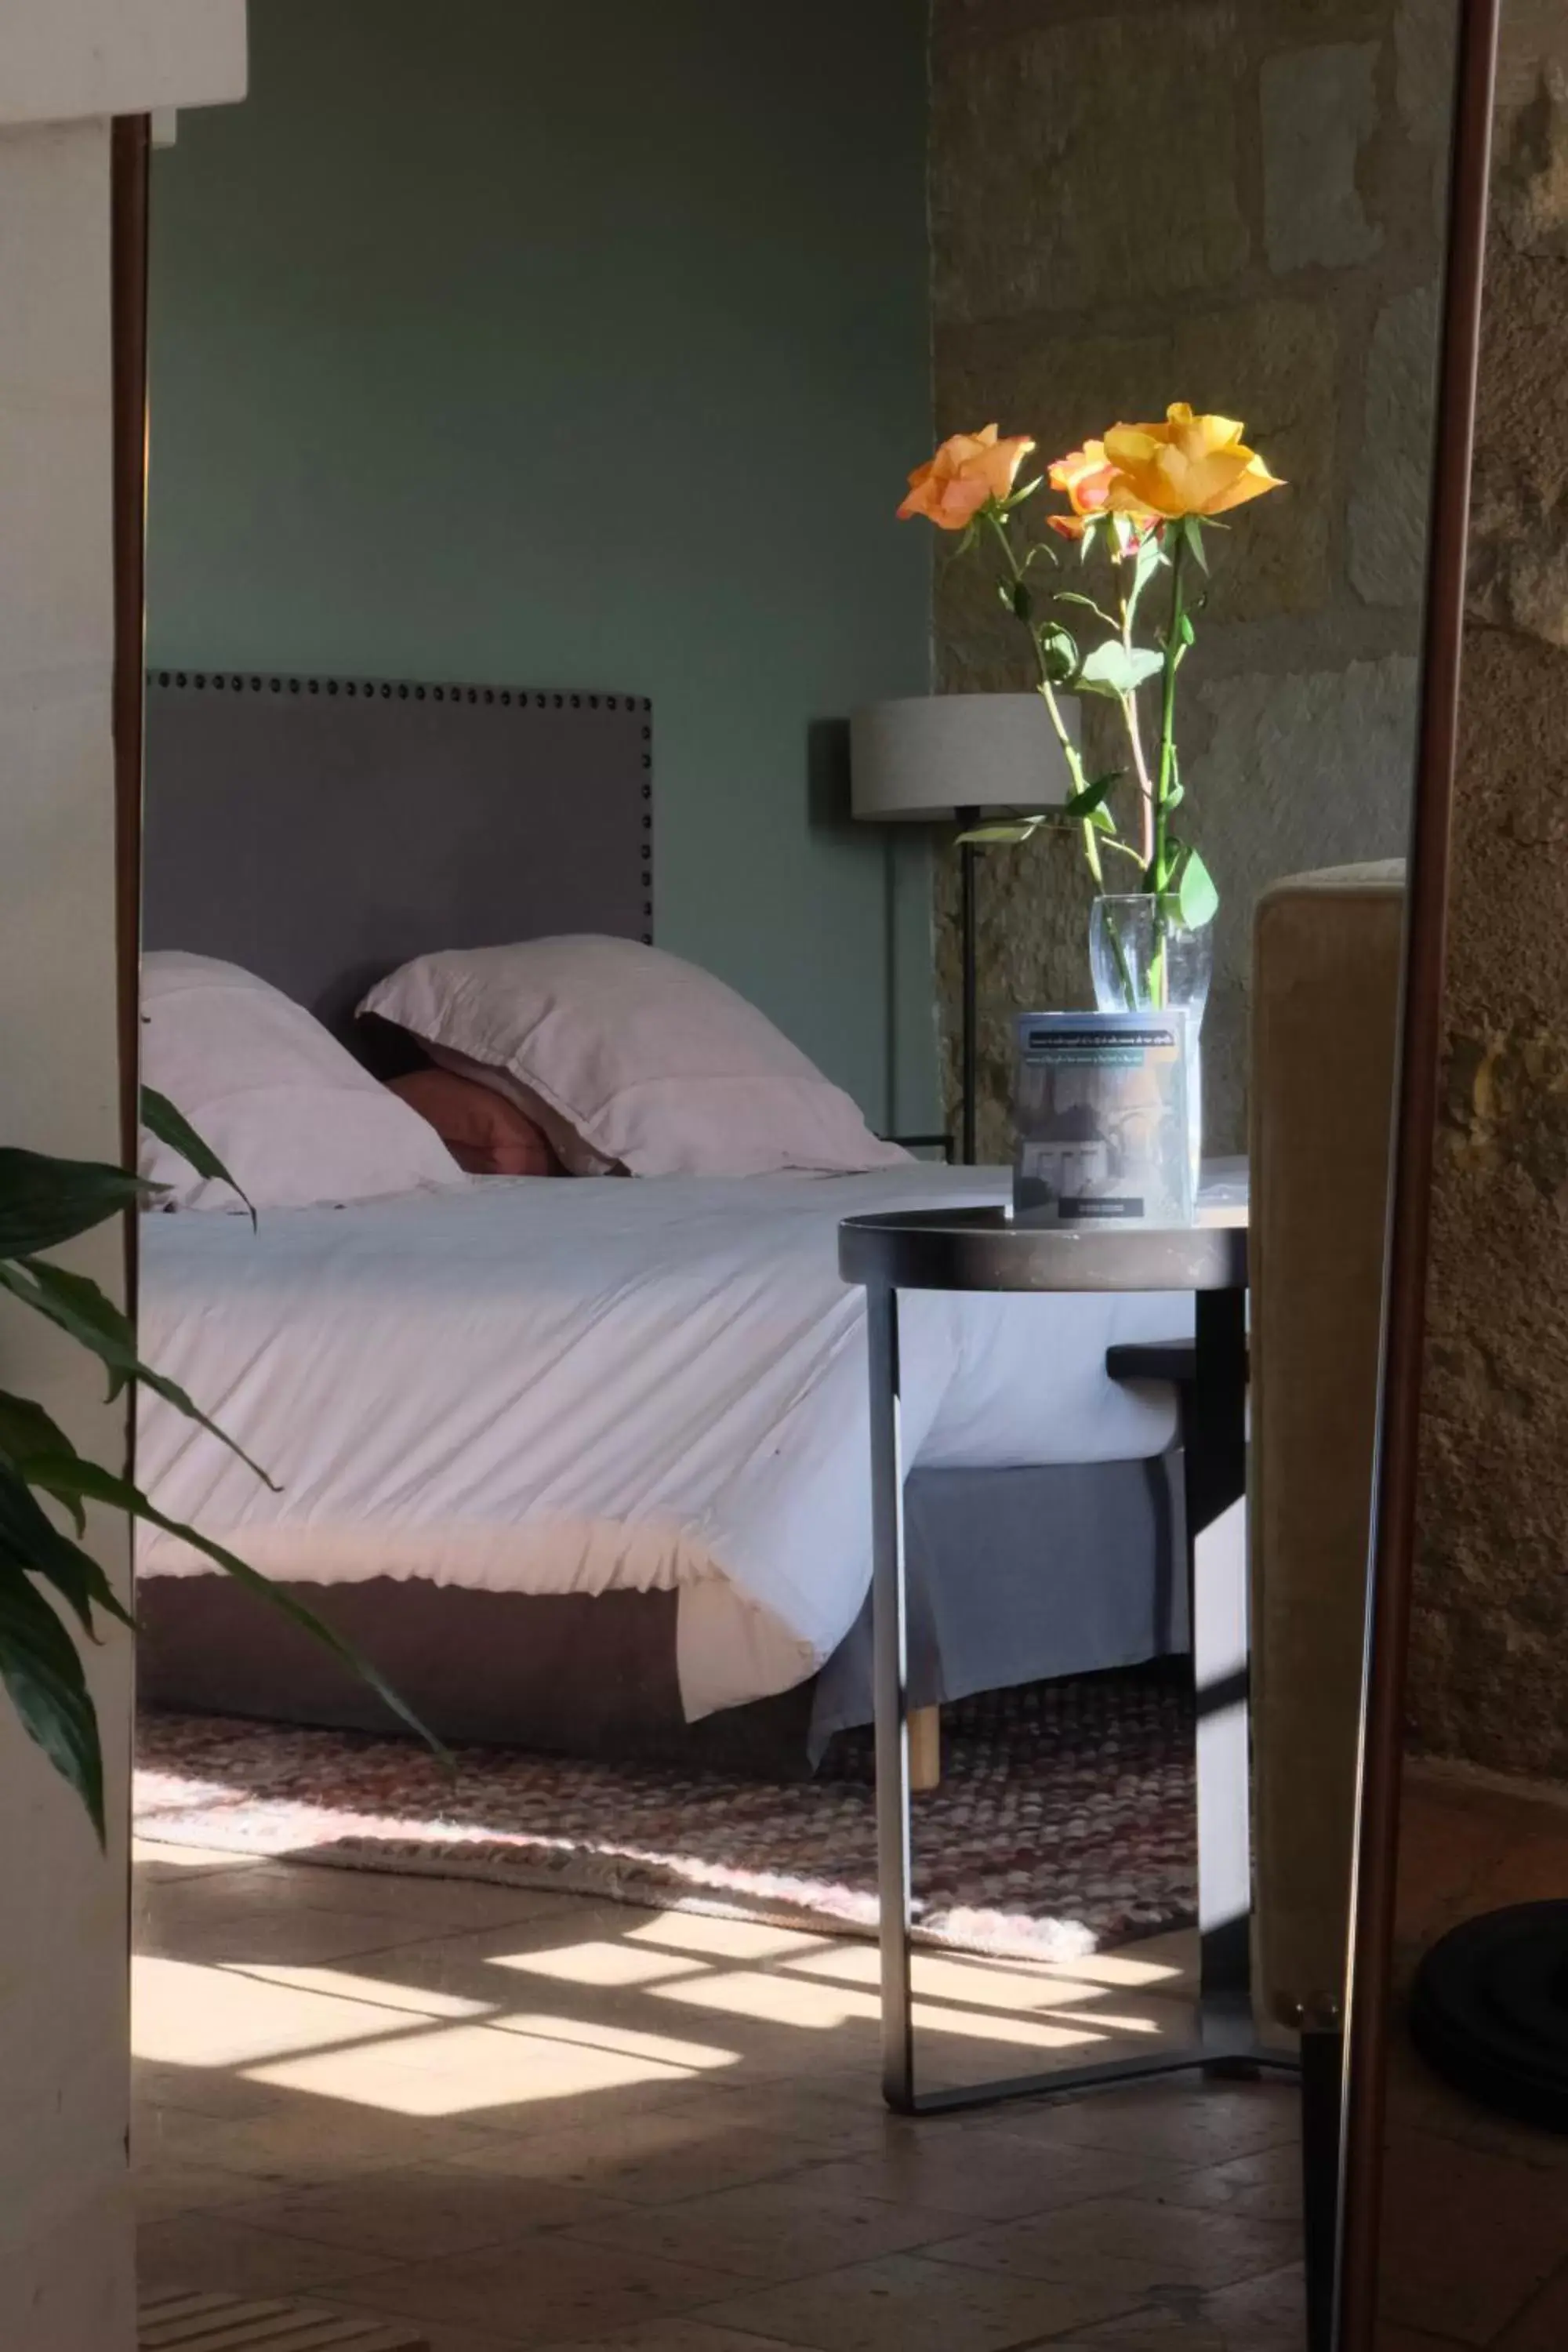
[1334,4,1500,2342]
[111,114,149,1192]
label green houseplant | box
[0,1093,437,1838]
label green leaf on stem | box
[955,818,1047,846]
[31,1450,450,1766]
[1062,771,1123,820]
[1170,843,1220,928]
[0,1393,87,1532]
[1133,532,1167,597]
[999,579,1033,622]
[141,1087,255,1228]
[0,1459,133,1636]
[1002,476,1043,510]
[1052,590,1119,629]
[0,1150,149,1261]
[0,1258,278,1489]
[0,1565,104,1842]
[1074,641,1164,697]
[1181,515,1210,573]
[1036,622,1079,685]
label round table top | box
[837,1203,1247,1294]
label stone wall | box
[1408,4,1568,1780]
[928,0,1452,1158]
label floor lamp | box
[850,694,1078,1165]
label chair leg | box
[1301,2024,1344,2352]
[909,1704,941,1793]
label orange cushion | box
[386,1068,561,1178]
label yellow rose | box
[1102,403,1284,520]
[898,423,1036,531]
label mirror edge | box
[1334,3,1502,2344]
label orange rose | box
[1045,439,1127,540]
[1049,441,1114,513]
[1102,402,1284,520]
[898,423,1036,532]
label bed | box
[135,670,1194,1767]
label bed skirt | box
[137,1454,1187,1777]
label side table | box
[838,1202,1294,2115]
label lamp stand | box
[957,806,979,1166]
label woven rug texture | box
[134,1666,1196,1962]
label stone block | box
[1495,64,1568,258]
[1467,232,1568,649]
[1395,0,1460,147]
[1192,651,1418,1149]
[1261,42,1383,273]
[931,6,1250,327]
[1350,281,1441,608]
[1497,0,1568,116]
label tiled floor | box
[1374,1766,1568,2349]
[132,1842,1307,2352]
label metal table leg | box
[868,1283,915,2111]
[869,1277,1297,2116]
[1189,1284,1256,2055]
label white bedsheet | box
[136,1167,1194,1716]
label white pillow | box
[359,935,909,1179]
[141,953,466,1210]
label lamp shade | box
[850,692,1079,822]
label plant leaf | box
[1073,642,1165,699]
[0,1459,133,1635]
[955,818,1047,846]
[0,1150,147,1261]
[38,1453,448,1764]
[0,1259,278,1488]
[1174,844,1220,928]
[1051,590,1119,628]
[1062,771,1122,820]
[1181,514,1210,573]
[0,1565,104,1842]
[0,1258,137,1397]
[140,1087,255,1228]
[0,1392,87,1531]
[1133,532,1167,597]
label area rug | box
[134,1668,1195,1962]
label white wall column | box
[0,9,244,2344]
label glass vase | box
[1088,893,1214,1200]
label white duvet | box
[136,1167,1193,1717]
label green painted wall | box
[147,0,937,1131]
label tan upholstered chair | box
[1248,860,1405,2345]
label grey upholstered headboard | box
[142,669,654,1053]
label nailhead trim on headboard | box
[146,670,655,942]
